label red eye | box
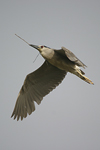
[41,46,44,48]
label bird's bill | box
[29,44,40,50]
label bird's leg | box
[75,70,94,84]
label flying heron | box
[11,34,94,121]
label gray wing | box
[56,47,87,68]
[11,61,67,121]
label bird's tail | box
[74,68,94,85]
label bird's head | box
[29,44,50,52]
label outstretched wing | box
[55,47,87,68]
[11,61,67,121]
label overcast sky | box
[0,0,100,150]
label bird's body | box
[38,46,88,81]
[38,46,78,73]
[11,34,94,121]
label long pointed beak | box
[29,44,39,50]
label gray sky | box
[0,0,100,150]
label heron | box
[11,34,94,121]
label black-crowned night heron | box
[11,34,94,121]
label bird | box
[11,34,94,121]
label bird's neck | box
[40,49,54,60]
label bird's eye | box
[41,46,44,48]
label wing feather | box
[55,47,87,68]
[11,61,66,120]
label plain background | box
[0,0,100,150]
